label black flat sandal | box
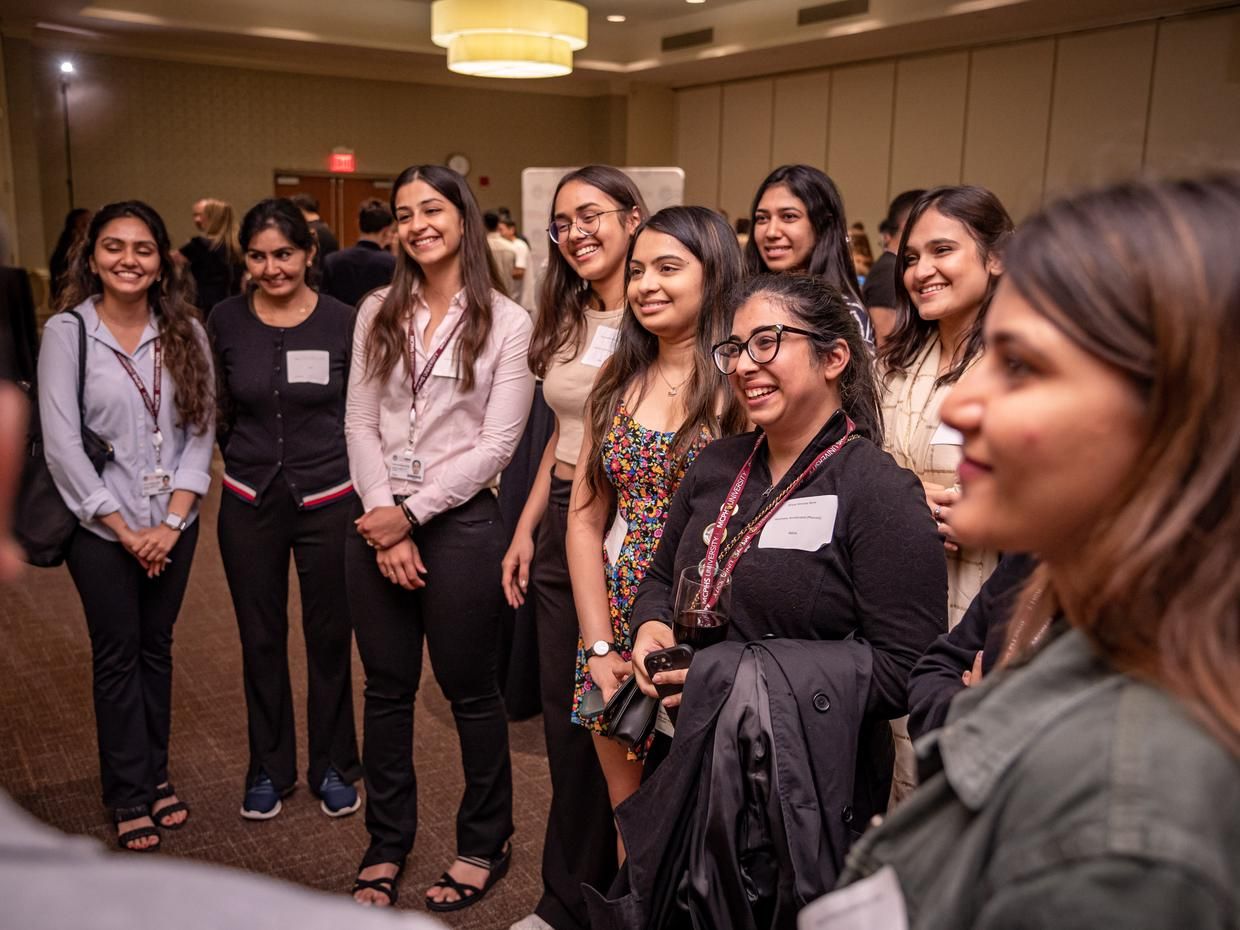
[114,804,160,852]
[425,842,512,913]
[152,782,190,830]
[352,864,403,907]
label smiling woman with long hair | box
[40,200,214,852]
[502,165,646,930]
[565,206,746,843]
[344,165,533,912]
[744,164,874,344]
[833,175,1240,927]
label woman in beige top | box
[878,186,1013,801]
[501,165,647,930]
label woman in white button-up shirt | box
[344,165,533,911]
[39,201,213,852]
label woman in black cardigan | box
[632,273,945,730]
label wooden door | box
[273,173,337,233]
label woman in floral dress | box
[565,207,746,858]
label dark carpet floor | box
[0,461,554,929]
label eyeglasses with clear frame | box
[547,208,629,244]
[711,324,818,375]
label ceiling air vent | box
[662,28,714,52]
[797,0,869,27]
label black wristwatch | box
[585,640,616,661]
[400,500,420,531]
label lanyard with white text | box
[697,414,857,610]
[405,314,465,445]
[112,339,164,467]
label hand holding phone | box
[644,644,694,719]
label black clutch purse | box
[601,675,658,752]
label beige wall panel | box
[719,80,774,220]
[24,49,611,253]
[1145,10,1240,174]
[771,71,831,171]
[676,85,722,211]
[1044,25,1156,198]
[625,84,676,167]
[889,52,968,196]
[963,40,1055,220]
[3,39,46,268]
[827,61,895,234]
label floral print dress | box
[570,399,711,754]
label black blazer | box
[321,240,396,308]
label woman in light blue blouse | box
[40,201,214,852]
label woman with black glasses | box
[630,273,945,795]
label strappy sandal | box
[424,842,512,913]
[114,804,160,852]
[152,782,190,830]
[352,864,403,907]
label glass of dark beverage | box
[672,565,732,650]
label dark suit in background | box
[320,240,395,308]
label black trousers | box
[534,473,618,930]
[217,478,361,792]
[65,521,199,811]
[346,491,514,868]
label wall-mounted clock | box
[446,153,471,177]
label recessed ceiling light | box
[686,0,706,4]
[607,14,626,22]
[59,60,75,74]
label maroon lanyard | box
[408,313,466,399]
[698,414,857,609]
[112,339,162,446]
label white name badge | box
[797,866,909,930]
[758,494,838,552]
[581,325,620,368]
[431,345,460,379]
[286,350,330,385]
[388,451,424,483]
[604,514,628,566]
[141,469,173,497]
[931,421,964,446]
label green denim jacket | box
[837,628,1239,929]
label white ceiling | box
[1,0,1229,96]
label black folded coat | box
[584,637,890,930]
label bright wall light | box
[60,60,76,74]
[431,0,588,79]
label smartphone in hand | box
[644,643,694,703]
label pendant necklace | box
[655,362,690,397]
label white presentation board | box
[520,167,686,317]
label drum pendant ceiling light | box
[431,0,589,79]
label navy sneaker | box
[240,773,287,821]
[317,767,360,818]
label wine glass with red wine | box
[672,564,732,650]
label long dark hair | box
[998,174,1240,756]
[731,273,882,444]
[528,165,648,377]
[60,200,213,432]
[583,207,748,500]
[239,198,319,287]
[743,164,861,304]
[879,185,1013,386]
[362,165,503,393]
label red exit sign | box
[329,150,356,173]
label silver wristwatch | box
[586,640,616,661]
[163,512,188,532]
